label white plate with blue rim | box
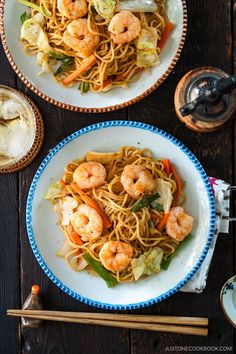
[26,121,215,310]
[220,276,236,328]
[0,0,187,112]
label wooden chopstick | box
[7,310,208,336]
[7,309,208,326]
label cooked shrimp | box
[166,207,194,241]
[57,0,87,20]
[108,10,141,45]
[121,164,155,200]
[73,161,106,189]
[63,19,99,57]
[70,204,103,241]
[99,241,133,272]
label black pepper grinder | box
[174,67,236,133]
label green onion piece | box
[17,0,52,17]
[161,234,193,270]
[150,199,163,212]
[54,57,74,76]
[79,81,90,93]
[49,52,73,61]
[82,82,90,93]
[82,253,118,288]
[131,193,160,212]
[20,11,30,24]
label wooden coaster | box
[0,90,44,174]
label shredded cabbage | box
[65,249,88,271]
[136,28,160,68]
[37,52,51,75]
[131,247,163,281]
[154,178,173,213]
[56,241,74,258]
[20,13,51,53]
[116,0,158,12]
[44,181,63,200]
[92,0,116,19]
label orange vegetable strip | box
[158,22,175,50]
[68,223,83,246]
[71,231,83,246]
[170,163,182,206]
[162,159,171,176]
[94,78,112,91]
[71,182,112,228]
[60,179,67,187]
[157,212,171,231]
[103,79,112,88]
[63,55,96,85]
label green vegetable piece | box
[82,82,90,93]
[161,234,193,270]
[49,52,73,61]
[20,11,30,24]
[54,57,74,76]
[82,253,118,288]
[79,81,90,93]
[18,0,52,17]
[150,199,163,212]
[131,193,160,212]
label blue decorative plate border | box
[26,121,216,310]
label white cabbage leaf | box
[44,181,63,200]
[65,249,88,271]
[37,52,51,75]
[155,178,173,213]
[20,13,51,53]
[92,0,116,19]
[56,240,74,258]
[131,247,163,281]
[116,0,158,12]
[136,28,160,68]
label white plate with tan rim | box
[0,0,187,112]
[26,121,215,309]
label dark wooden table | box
[1,1,236,353]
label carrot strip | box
[157,212,171,231]
[158,22,175,50]
[71,182,112,228]
[71,231,83,245]
[94,78,112,91]
[162,159,171,176]
[60,179,67,187]
[68,223,83,245]
[103,79,112,88]
[170,163,182,206]
[63,55,96,85]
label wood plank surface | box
[0,42,20,354]
[0,0,235,353]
